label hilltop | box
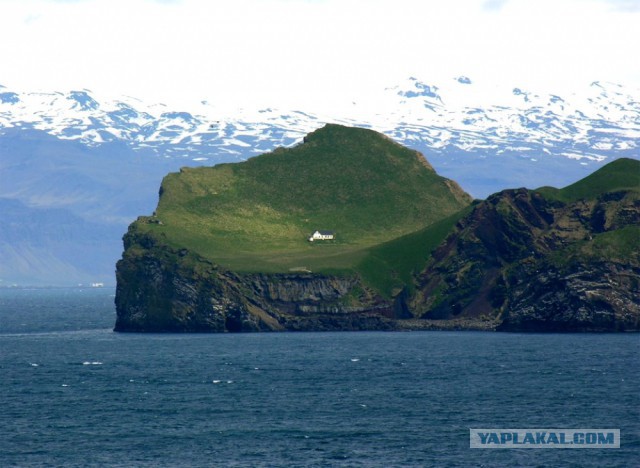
[137,124,470,277]
[536,157,640,202]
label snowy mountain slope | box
[2,78,638,175]
[0,77,638,285]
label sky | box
[1,0,639,110]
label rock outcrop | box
[412,187,640,331]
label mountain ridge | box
[2,79,638,174]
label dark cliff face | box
[412,188,640,331]
[114,226,398,332]
[499,261,639,331]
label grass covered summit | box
[142,124,470,274]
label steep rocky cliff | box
[412,181,640,331]
[115,226,400,332]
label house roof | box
[314,230,334,235]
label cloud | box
[482,0,509,11]
[483,0,640,13]
[1,0,638,110]
[603,0,640,11]
[23,13,42,24]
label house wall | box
[309,232,334,241]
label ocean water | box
[1,288,638,467]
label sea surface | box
[1,287,638,467]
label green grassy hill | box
[139,124,471,290]
[537,157,640,202]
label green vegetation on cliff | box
[137,124,471,294]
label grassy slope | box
[139,124,471,293]
[537,157,640,202]
[356,207,473,296]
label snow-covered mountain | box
[1,77,638,285]
[2,78,638,167]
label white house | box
[308,230,335,242]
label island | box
[114,125,640,332]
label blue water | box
[1,288,638,467]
